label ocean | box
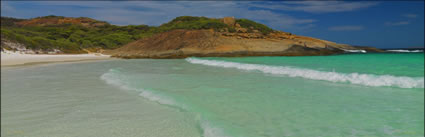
[1,53,424,137]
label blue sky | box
[1,1,423,48]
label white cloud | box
[249,1,379,13]
[402,14,417,18]
[328,25,364,31]
[385,21,410,26]
[383,14,417,27]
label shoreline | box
[1,51,113,67]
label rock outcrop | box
[107,29,354,59]
[220,17,236,27]
[107,16,358,59]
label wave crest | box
[342,49,367,53]
[186,58,424,89]
[100,68,229,137]
[386,50,423,53]
[100,69,186,109]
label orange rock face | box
[106,29,354,58]
[221,17,236,27]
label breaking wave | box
[186,58,424,89]
[342,49,367,53]
[100,69,186,109]
[386,50,423,53]
[100,69,230,137]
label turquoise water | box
[2,53,424,137]
[204,53,424,77]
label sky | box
[1,1,424,48]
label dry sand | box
[1,50,112,67]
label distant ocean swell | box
[186,58,424,89]
[386,50,423,53]
[100,69,229,137]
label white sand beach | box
[1,50,111,67]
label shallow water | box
[1,62,201,137]
[2,53,424,137]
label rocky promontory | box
[1,15,381,57]
[107,17,361,59]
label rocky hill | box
[14,15,109,27]
[108,17,358,58]
[1,15,379,56]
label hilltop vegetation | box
[14,15,109,27]
[157,16,229,32]
[156,16,275,34]
[1,16,157,53]
[1,17,26,27]
[1,16,275,53]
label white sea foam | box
[201,120,230,137]
[386,50,423,53]
[342,49,367,53]
[186,58,424,88]
[100,69,135,91]
[101,69,228,137]
[138,90,185,109]
[100,69,186,109]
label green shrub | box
[1,17,26,27]
[158,16,229,32]
[228,27,236,33]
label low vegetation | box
[156,16,229,32]
[1,16,275,53]
[1,16,155,53]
